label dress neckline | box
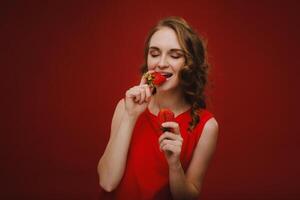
[146,107,191,120]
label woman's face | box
[147,27,186,92]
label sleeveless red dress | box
[99,108,214,200]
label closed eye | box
[170,54,183,59]
[149,51,160,57]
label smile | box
[160,72,173,78]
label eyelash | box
[150,53,181,59]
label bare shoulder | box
[197,117,219,149]
[110,99,126,137]
[202,117,219,137]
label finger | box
[139,77,146,86]
[130,87,141,103]
[160,139,182,150]
[125,87,139,98]
[158,132,178,144]
[161,143,181,154]
[145,85,152,102]
[139,87,146,104]
[134,92,141,103]
[161,122,180,135]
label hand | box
[158,122,183,167]
[124,72,153,118]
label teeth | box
[162,73,173,78]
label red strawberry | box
[152,72,166,86]
[144,72,166,87]
[158,108,175,132]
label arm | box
[97,99,138,192]
[97,78,152,192]
[160,118,219,199]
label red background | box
[1,0,300,199]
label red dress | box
[99,108,214,200]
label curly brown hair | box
[140,16,210,131]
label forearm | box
[169,162,200,200]
[98,113,138,191]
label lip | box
[158,72,173,79]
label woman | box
[98,16,219,200]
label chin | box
[156,76,178,91]
[157,83,178,93]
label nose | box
[157,54,169,69]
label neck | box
[149,88,190,116]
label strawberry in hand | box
[158,108,175,132]
[144,72,166,88]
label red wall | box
[1,0,300,199]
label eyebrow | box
[149,46,184,53]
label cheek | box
[170,60,185,73]
[169,59,185,71]
[147,57,156,70]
